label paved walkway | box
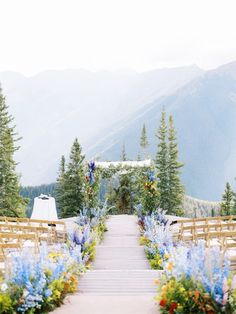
[53,215,159,314]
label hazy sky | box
[0,0,236,75]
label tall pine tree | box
[57,139,86,218]
[56,155,66,215]
[155,110,169,211]
[121,142,127,161]
[167,115,184,215]
[140,124,149,158]
[155,110,184,215]
[220,182,234,216]
[0,87,25,217]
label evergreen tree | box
[140,124,149,158]
[114,172,133,214]
[121,142,127,161]
[0,87,25,216]
[137,151,141,161]
[167,115,184,215]
[220,182,234,216]
[57,139,86,218]
[56,155,66,215]
[155,110,169,211]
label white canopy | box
[31,194,58,220]
[96,159,152,169]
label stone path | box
[53,215,159,314]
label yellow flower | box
[154,278,159,285]
[161,285,167,292]
[158,259,162,266]
[167,262,173,271]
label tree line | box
[0,85,184,218]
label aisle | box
[53,215,159,314]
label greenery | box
[120,142,127,161]
[140,123,149,158]
[138,168,158,215]
[157,276,221,314]
[167,116,184,216]
[220,182,235,216]
[155,110,184,215]
[0,87,26,217]
[56,138,86,218]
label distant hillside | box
[0,66,203,186]
[183,195,220,218]
[87,61,236,200]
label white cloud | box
[0,0,235,74]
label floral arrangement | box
[0,202,108,313]
[0,243,84,313]
[139,209,173,270]
[158,244,236,313]
[141,211,236,313]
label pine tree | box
[167,115,184,215]
[0,87,26,217]
[220,182,234,216]
[56,155,66,215]
[58,139,86,218]
[140,124,149,158]
[137,151,141,161]
[121,142,127,161]
[155,110,169,211]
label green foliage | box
[140,124,149,158]
[120,142,127,161]
[0,87,26,217]
[56,139,86,218]
[155,110,169,212]
[85,167,101,209]
[155,110,184,215]
[138,169,158,215]
[158,276,221,314]
[220,182,234,216]
[113,172,135,214]
[167,115,184,216]
[0,293,14,314]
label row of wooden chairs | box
[0,216,67,242]
[177,221,236,241]
[176,215,236,228]
[174,216,236,269]
[0,233,39,253]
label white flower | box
[1,283,8,292]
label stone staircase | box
[53,215,159,313]
[78,215,159,295]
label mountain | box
[0,65,202,186]
[88,61,236,201]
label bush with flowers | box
[0,202,108,313]
[138,208,172,270]
[157,243,236,313]
[141,209,236,313]
[0,243,84,313]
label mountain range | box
[0,62,236,200]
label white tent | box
[31,194,58,220]
[96,159,152,169]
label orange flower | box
[167,262,173,271]
[194,290,200,300]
